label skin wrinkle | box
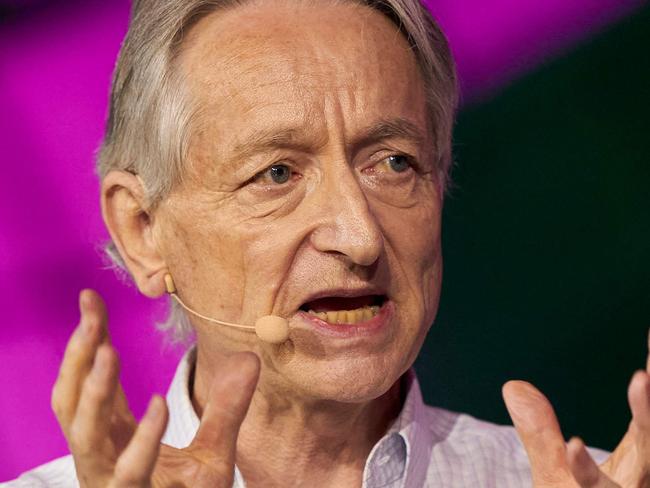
[166,194,246,335]
[266,232,384,366]
[237,384,401,487]
[144,1,443,485]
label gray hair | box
[97,0,459,344]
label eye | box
[387,155,411,172]
[376,154,414,174]
[268,164,291,183]
[254,163,293,185]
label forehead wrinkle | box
[178,0,427,177]
[194,9,392,95]
[182,1,419,109]
[198,52,329,123]
[230,124,329,165]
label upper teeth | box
[306,306,380,324]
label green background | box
[415,6,650,451]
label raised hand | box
[51,289,260,488]
[502,333,650,487]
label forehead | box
[178,0,428,157]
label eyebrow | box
[230,127,323,165]
[228,116,426,166]
[350,117,426,152]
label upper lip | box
[296,285,388,311]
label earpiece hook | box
[163,273,290,344]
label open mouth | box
[299,295,387,324]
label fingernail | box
[78,292,94,337]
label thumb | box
[502,380,573,486]
[189,352,261,467]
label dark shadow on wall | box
[415,5,650,451]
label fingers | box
[190,352,261,467]
[502,380,572,485]
[113,395,169,487]
[109,384,138,452]
[69,344,121,456]
[567,437,619,488]
[52,289,110,434]
[646,329,650,373]
[629,370,650,431]
[628,370,650,478]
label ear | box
[101,170,167,298]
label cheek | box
[374,195,442,317]
[375,193,442,272]
[240,226,302,305]
[162,214,246,314]
[163,185,319,322]
[412,218,442,325]
[158,195,262,308]
[212,209,316,319]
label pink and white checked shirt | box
[3,348,609,487]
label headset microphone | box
[164,273,290,344]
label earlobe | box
[100,170,168,298]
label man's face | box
[157,0,443,401]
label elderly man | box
[5,0,650,486]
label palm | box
[100,387,232,487]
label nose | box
[308,163,384,267]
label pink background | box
[0,0,645,480]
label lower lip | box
[294,301,394,338]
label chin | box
[281,351,409,403]
[259,304,427,403]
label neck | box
[191,348,405,488]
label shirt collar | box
[363,369,433,488]
[161,346,199,449]
[161,347,434,488]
